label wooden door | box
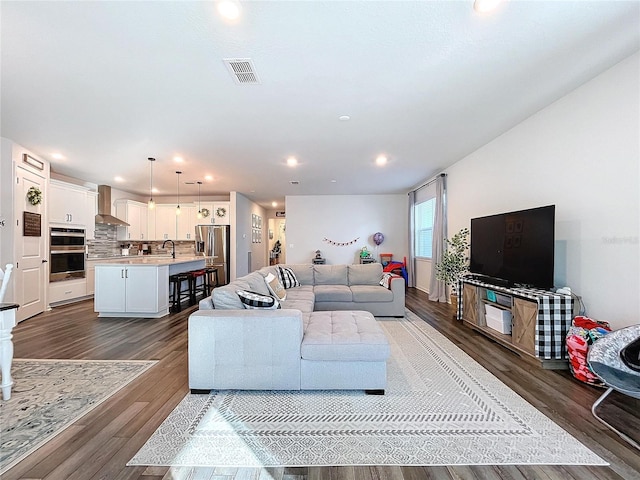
[14,166,47,322]
[512,298,537,355]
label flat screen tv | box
[469,205,555,289]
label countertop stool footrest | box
[169,273,191,313]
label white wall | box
[231,192,267,279]
[445,52,639,329]
[285,195,408,265]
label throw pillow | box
[236,290,280,309]
[379,272,398,289]
[278,266,300,289]
[264,272,287,301]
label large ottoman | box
[300,310,390,392]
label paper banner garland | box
[323,236,360,247]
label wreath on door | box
[27,186,43,206]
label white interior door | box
[14,166,47,322]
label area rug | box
[0,358,157,474]
[128,311,606,467]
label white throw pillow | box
[264,272,287,301]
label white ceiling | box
[2,1,639,208]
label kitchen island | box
[94,256,206,318]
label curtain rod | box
[409,172,446,194]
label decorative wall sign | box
[275,211,286,218]
[23,211,42,237]
[323,236,360,246]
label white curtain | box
[429,174,448,302]
[407,191,416,288]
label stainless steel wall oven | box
[50,227,86,282]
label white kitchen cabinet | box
[176,204,196,240]
[212,202,230,225]
[94,264,169,317]
[154,204,177,240]
[49,180,89,226]
[196,202,214,224]
[115,200,148,241]
[48,278,87,305]
[86,191,98,240]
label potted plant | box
[435,227,470,310]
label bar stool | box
[188,269,209,305]
[169,272,191,312]
[204,267,220,293]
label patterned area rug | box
[129,311,605,467]
[0,358,156,474]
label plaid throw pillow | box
[278,266,300,289]
[236,290,280,309]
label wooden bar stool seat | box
[188,269,209,305]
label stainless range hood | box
[95,185,130,226]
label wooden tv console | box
[458,277,574,369]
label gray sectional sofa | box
[189,263,405,392]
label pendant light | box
[196,181,203,219]
[175,171,182,216]
[147,157,156,209]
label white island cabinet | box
[93,257,205,318]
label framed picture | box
[251,214,256,228]
[257,216,262,229]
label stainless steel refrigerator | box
[195,225,230,285]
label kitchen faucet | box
[162,239,176,259]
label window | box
[415,198,435,259]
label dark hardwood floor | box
[4,288,639,480]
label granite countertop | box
[92,256,205,266]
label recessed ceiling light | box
[474,0,504,13]
[174,156,184,163]
[114,176,124,182]
[51,153,65,160]
[331,179,337,183]
[272,201,278,207]
[205,174,213,181]
[152,187,159,194]
[339,115,351,121]
[217,0,241,20]
[286,156,298,167]
[375,155,388,166]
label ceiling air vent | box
[223,58,260,84]
[290,180,300,185]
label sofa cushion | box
[283,264,314,285]
[213,279,252,309]
[348,263,383,286]
[278,266,300,289]
[265,272,287,301]
[313,284,353,302]
[314,264,348,285]
[237,290,280,310]
[245,272,271,296]
[280,286,315,313]
[351,285,394,303]
[301,310,390,361]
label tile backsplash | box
[87,224,196,258]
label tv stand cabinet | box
[458,278,573,369]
